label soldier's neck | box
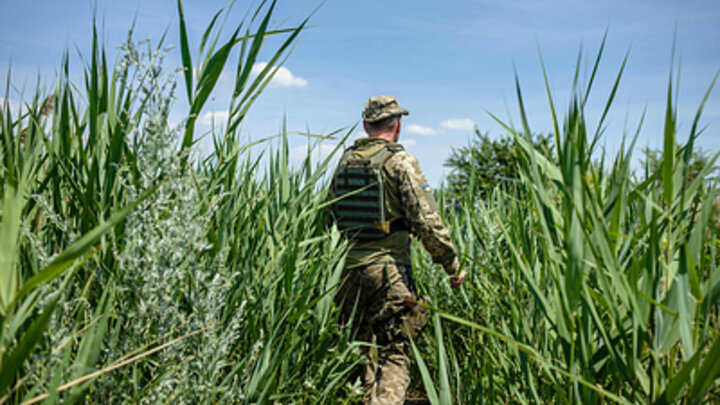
[368,133,399,143]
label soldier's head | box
[362,95,408,142]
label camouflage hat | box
[362,95,409,123]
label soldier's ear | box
[363,120,369,134]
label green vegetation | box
[1,2,719,404]
[419,43,720,403]
[444,131,554,199]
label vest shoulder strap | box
[339,142,404,168]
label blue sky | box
[2,0,719,186]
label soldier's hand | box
[449,270,466,289]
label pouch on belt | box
[400,296,429,340]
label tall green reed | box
[409,39,720,404]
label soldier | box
[331,95,466,404]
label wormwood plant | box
[107,36,241,402]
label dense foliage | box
[643,144,719,186]
[443,131,554,199]
[1,2,719,404]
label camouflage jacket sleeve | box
[386,151,460,275]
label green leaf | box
[177,0,193,104]
[67,286,113,400]
[0,299,58,396]
[233,0,276,99]
[182,27,239,153]
[659,246,695,360]
[661,56,676,207]
[656,341,703,404]
[0,182,24,313]
[199,8,224,59]
[434,313,452,405]
[410,336,439,405]
[688,332,720,402]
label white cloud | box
[440,118,476,131]
[401,138,417,146]
[405,124,436,136]
[198,110,229,128]
[251,62,307,88]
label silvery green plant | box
[111,37,219,401]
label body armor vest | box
[332,143,409,240]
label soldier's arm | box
[388,152,460,275]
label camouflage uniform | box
[332,96,460,405]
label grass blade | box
[410,336,439,405]
[688,332,720,401]
[0,299,57,396]
[177,0,193,104]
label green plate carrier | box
[333,145,402,240]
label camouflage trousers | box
[336,262,427,405]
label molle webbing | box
[333,144,405,240]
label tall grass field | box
[1,1,718,403]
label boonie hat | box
[362,95,409,123]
